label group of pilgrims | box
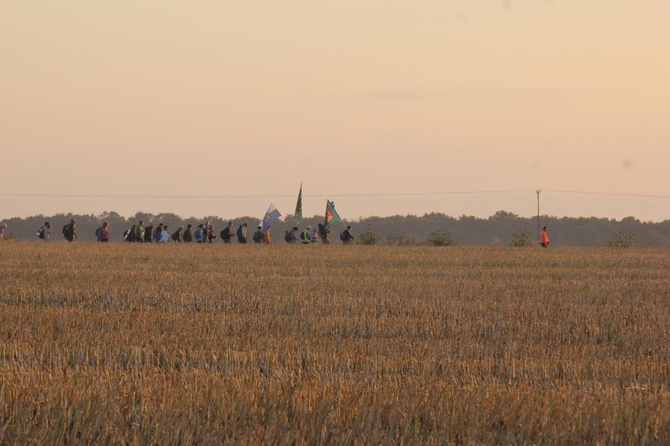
[119,220,355,244]
[30,219,355,244]
[121,220,247,244]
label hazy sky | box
[2,1,669,222]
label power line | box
[543,189,670,199]
[1,189,670,199]
[0,190,532,199]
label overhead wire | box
[0,189,532,199]
[1,189,670,199]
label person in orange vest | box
[540,226,549,248]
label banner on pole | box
[261,203,282,233]
[324,200,340,230]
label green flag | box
[295,183,303,224]
[324,200,340,229]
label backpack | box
[95,227,102,240]
[124,229,136,242]
[62,225,68,235]
[37,227,45,239]
[340,231,346,241]
[220,230,226,240]
[300,231,306,241]
[195,228,203,240]
[252,231,262,243]
[236,226,243,239]
[284,230,292,243]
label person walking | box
[0,223,6,240]
[264,226,272,244]
[144,224,154,243]
[252,226,264,243]
[38,222,51,241]
[124,225,136,242]
[195,224,205,243]
[159,225,170,243]
[220,222,234,243]
[171,226,184,242]
[300,226,312,244]
[206,223,217,243]
[310,227,318,244]
[318,223,330,244]
[202,222,210,243]
[63,219,77,242]
[183,224,193,243]
[153,224,164,242]
[135,220,145,243]
[342,225,355,244]
[289,226,300,244]
[540,226,549,248]
[236,223,248,243]
[98,222,111,242]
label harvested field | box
[1,241,669,444]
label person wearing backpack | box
[124,225,136,242]
[102,222,111,242]
[183,224,193,243]
[159,225,169,243]
[171,226,184,243]
[288,226,300,244]
[342,225,355,245]
[194,224,205,243]
[96,222,110,242]
[63,219,77,242]
[252,226,263,244]
[300,226,312,244]
[37,222,51,241]
[220,222,234,243]
[153,223,163,242]
[236,223,248,243]
[144,224,154,243]
[318,223,330,244]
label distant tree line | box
[352,211,670,247]
[2,210,670,247]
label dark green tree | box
[608,231,636,248]
[427,229,457,246]
[510,229,534,247]
[358,225,380,245]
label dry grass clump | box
[1,241,669,444]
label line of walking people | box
[122,221,267,244]
[122,221,221,243]
[31,219,354,244]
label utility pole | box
[536,189,541,243]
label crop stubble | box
[0,242,669,444]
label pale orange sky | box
[1,1,669,221]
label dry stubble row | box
[1,241,669,444]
